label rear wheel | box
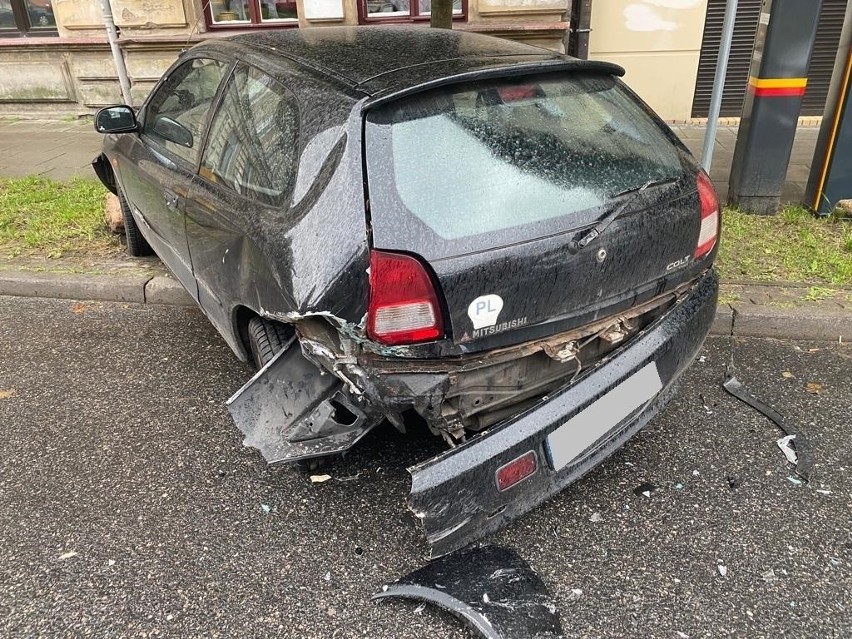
[247,316,293,369]
[117,188,153,257]
[245,315,334,472]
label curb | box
[0,270,847,342]
[0,270,193,307]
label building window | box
[205,0,298,28]
[359,0,465,22]
[0,0,58,37]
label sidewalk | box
[0,116,822,204]
[0,117,848,342]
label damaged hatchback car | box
[93,26,720,556]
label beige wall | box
[588,0,707,121]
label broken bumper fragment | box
[409,269,719,557]
[227,337,380,463]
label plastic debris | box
[830,557,841,567]
[718,565,728,577]
[633,482,656,498]
[692,470,700,476]
[674,483,684,490]
[58,551,78,560]
[699,393,713,415]
[816,489,832,495]
[723,365,813,481]
[310,474,332,483]
[589,512,603,523]
[761,569,778,582]
[777,435,799,465]
[699,355,707,363]
[108,559,115,566]
[324,571,331,581]
[787,476,803,486]
[374,544,563,639]
[677,632,690,639]
[567,588,583,601]
[335,473,361,482]
[261,503,271,514]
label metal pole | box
[701,0,738,172]
[100,0,133,106]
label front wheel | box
[117,188,153,257]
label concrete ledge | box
[730,305,849,342]
[709,303,734,336]
[0,270,148,304]
[144,276,194,306]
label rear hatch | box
[363,72,717,352]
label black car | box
[93,26,720,556]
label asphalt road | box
[0,295,848,638]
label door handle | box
[164,191,179,210]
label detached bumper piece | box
[227,338,379,463]
[409,269,719,557]
[374,544,563,639]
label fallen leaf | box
[805,382,822,394]
[0,389,16,400]
[72,302,85,314]
[781,371,794,379]
[310,474,332,484]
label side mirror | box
[94,105,138,134]
[151,116,194,148]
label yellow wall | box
[588,0,708,121]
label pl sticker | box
[468,294,503,329]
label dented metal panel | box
[226,337,379,463]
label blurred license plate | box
[546,362,662,470]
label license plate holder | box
[545,362,663,471]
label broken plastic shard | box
[777,435,799,465]
[722,369,813,481]
[58,551,78,560]
[589,512,603,523]
[633,482,656,498]
[310,474,332,483]
[761,569,778,582]
[787,475,803,486]
[261,503,271,514]
[567,588,583,602]
[373,544,563,639]
[718,565,728,577]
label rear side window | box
[200,65,298,205]
[366,73,684,247]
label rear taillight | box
[695,171,720,259]
[367,250,444,346]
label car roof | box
[216,26,622,100]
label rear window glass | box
[365,73,684,246]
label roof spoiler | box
[362,59,626,111]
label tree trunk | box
[430,0,453,29]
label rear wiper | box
[567,177,679,254]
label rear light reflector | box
[695,171,720,259]
[367,250,444,346]
[496,451,538,492]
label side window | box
[200,65,299,205]
[143,58,228,165]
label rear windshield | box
[365,73,686,255]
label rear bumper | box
[408,268,719,557]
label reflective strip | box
[748,76,807,97]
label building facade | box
[0,0,847,119]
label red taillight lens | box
[367,250,444,346]
[695,171,720,259]
[495,451,538,492]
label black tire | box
[117,188,153,257]
[247,316,293,369]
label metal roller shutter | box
[692,0,847,118]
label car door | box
[184,64,300,348]
[118,57,230,299]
